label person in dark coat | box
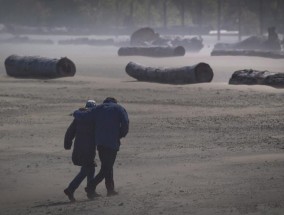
[75,97,129,198]
[63,100,97,202]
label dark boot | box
[106,180,118,196]
[85,187,101,200]
[64,188,75,202]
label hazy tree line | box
[0,0,283,35]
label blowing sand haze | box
[0,40,283,215]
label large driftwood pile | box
[211,27,283,58]
[5,55,76,79]
[129,27,203,52]
[118,46,185,57]
[213,36,267,51]
[125,61,213,84]
[176,37,203,52]
[229,69,284,87]
[130,27,160,46]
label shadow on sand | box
[32,199,91,208]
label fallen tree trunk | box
[118,46,185,57]
[5,55,76,79]
[211,49,284,59]
[125,61,213,84]
[229,69,284,87]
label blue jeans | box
[67,166,95,193]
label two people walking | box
[64,97,129,201]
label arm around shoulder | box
[64,119,76,150]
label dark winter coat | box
[73,101,129,151]
[94,101,129,151]
[64,108,96,166]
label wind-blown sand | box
[0,42,283,215]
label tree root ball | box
[229,69,284,87]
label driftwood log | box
[5,55,76,79]
[118,46,185,57]
[0,36,53,44]
[211,49,284,59]
[58,38,114,46]
[125,61,213,84]
[229,69,284,87]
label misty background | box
[0,0,283,37]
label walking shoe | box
[107,190,118,197]
[85,187,101,200]
[64,188,75,202]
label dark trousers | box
[89,145,117,192]
[67,165,95,193]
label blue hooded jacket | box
[73,100,129,151]
[64,108,96,166]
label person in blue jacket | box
[80,97,129,199]
[63,100,97,202]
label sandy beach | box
[0,41,283,215]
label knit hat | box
[85,100,96,108]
